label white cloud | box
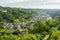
[0,0,28,3]
[0,0,60,9]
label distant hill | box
[24,9,60,18]
[0,6,60,23]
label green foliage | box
[0,6,60,40]
[49,27,60,40]
[20,34,41,40]
[0,21,5,28]
[0,35,20,40]
[0,6,36,23]
[31,20,50,33]
[0,29,12,35]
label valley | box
[0,6,60,40]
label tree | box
[30,20,50,34]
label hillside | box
[0,6,60,40]
[0,6,37,23]
[24,9,60,18]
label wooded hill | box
[0,6,36,23]
[0,6,60,40]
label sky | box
[0,0,60,9]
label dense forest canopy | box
[0,6,60,40]
[0,6,37,23]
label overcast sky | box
[0,0,60,9]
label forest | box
[0,6,60,40]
